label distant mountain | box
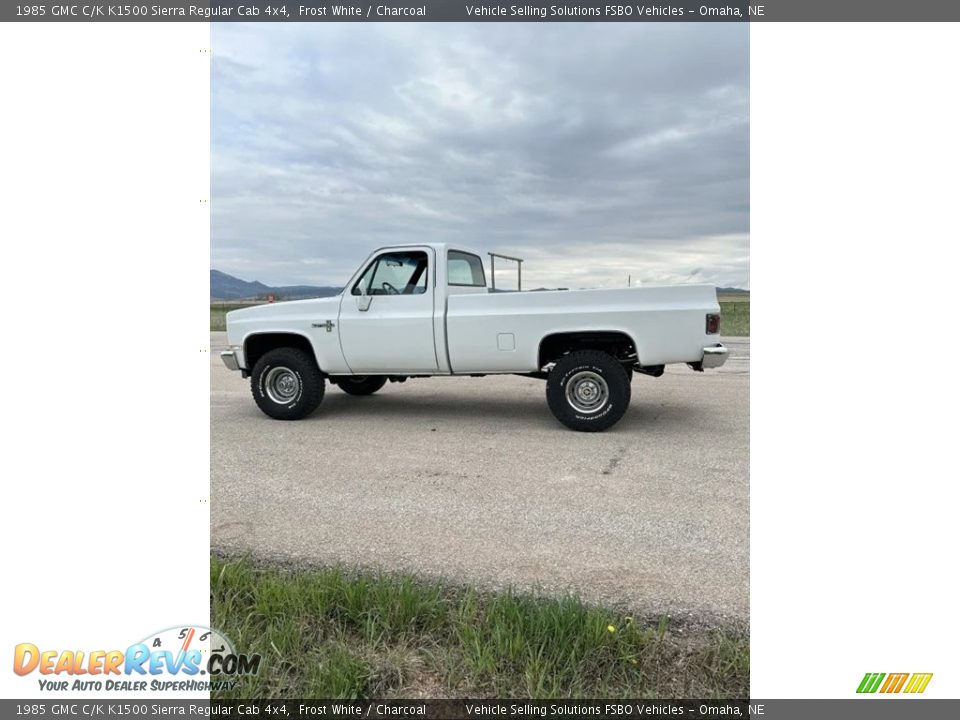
[211,269,342,301]
[718,287,750,296]
[210,270,270,299]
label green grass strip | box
[211,556,748,700]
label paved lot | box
[211,333,749,625]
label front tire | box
[334,376,387,396]
[546,350,631,432]
[250,347,324,420]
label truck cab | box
[338,245,486,373]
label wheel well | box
[538,331,637,369]
[244,333,316,371]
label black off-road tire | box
[250,347,324,420]
[546,350,632,432]
[334,376,388,396]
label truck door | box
[337,247,439,373]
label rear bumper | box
[701,344,729,369]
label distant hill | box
[718,287,750,296]
[211,269,342,301]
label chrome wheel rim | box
[264,366,300,405]
[565,371,609,414]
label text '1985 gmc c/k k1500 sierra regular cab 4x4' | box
[221,243,728,432]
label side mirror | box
[356,285,372,312]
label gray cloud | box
[212,23,748,290]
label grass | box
[211,556,748,700]
[719,301,749,337]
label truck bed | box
[445,285,720,373]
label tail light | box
[706,313,721,335]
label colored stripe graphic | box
[903,673,933,694]
[879,673,909,693]
[857,673,885,693]
[857,672,933,694]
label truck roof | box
[381,242,476,255]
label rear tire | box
[250,347,324,420]
[546,350,631,432]
[335,376,387,396]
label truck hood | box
[224,295,342,346]
[226,295,340,321]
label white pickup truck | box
[221,243,728,431]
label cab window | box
[448,250,486,287]
[352,251,429,296]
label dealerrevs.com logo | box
[857,672,933,694]
[13,625,261,693]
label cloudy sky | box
[212,23,748,290]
